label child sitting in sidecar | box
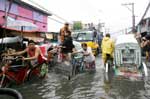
[79,43,96,70]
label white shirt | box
[82,47,95,62]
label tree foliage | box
[73,21,83,30]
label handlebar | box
[3,56,23,61]
[2,56,26,67]
[57,46,66,48]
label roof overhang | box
[115,34,138,45]
[13,0,52,16]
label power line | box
[139,0,150,23]
[48,16,64,24]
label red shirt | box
[27,46,45,64]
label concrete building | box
[137,18,150,36]
[0,0,51,32]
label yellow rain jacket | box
[101,37,114,59]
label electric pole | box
[122,3,136,33]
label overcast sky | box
[25,0,150,33]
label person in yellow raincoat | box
[101,33,114,67]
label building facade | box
[0,0,51,32]
[137,17,150,36]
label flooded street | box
[10,55,150,99]
[0,0,149,99]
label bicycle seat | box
[106,53,110,56]
[106,54,113,60]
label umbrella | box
[7,20,38,31]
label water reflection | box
[105,71,146,99]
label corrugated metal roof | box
[115,34,138,45]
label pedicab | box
[0,36,48,87]
[0,36,25,67]
[106,34,148,79]
[54,41,85,80]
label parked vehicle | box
[0,36,27,67]
[106,34,148,79]
[72,31,80,39]
[0,36,24,54]
[36,32,59,57]
[45,32,59,46]
[72,30,99,56]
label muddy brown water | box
[1,56,150,99]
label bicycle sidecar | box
[113,34,148,78]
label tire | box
[80,61,85,73]
[0,88,23,99]
[105,63,109,73]
[75,65,81,74]
[104,71,109,82]
[27,66,39,81]
[97,48,100,55]
[68,75,71,80]
[72,62,77,76]
[27,63,48,80]
[108,62,111,71]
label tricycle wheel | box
[97,48,100,55]
[27,66,40,81]
[27,63,48,80]
[0,88,23,99]
[68,76,71,80]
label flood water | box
[10,55,150,99]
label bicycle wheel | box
[27,66,39,81]
[71,63,76,77]
[105,62,109,73]
[79,61,85,73]
[48,61,54,70]
[29,63,48,80]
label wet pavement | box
[9,55,150,99]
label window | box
[0,0,5,11]
[0,0,18,15]
[122,49,135,64]
[77,33,93,41]
[33,11,43,22]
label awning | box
[0,36,22,44]
[5,19,39,32]
[0,26,38,33]
[24,36,44,42]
